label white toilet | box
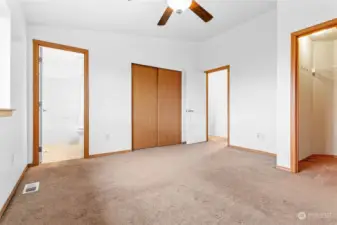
[77,127,84,145]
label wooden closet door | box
[158,69,182,146]
[132,64,158,150]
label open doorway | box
[291,19,337,173]
[206,66,230,146]
[33,40,89,166]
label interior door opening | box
[206,66,230,146]
[33,40,89,166]
[295,25,337,172]
[40,47,84,163]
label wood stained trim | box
[276,166,291,172]
[89,150,132,158]
[290,18,337,173]
[205,66,230,74]
[229,145,276,157]
[32,40,90,166]
[205,65,230,145]
[0,166,28,219]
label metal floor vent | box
[22,182,40,194]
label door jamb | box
[32,40,90,166]
[205,65,230,145]
[290,18,337,173]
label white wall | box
[333,40,337,154]
[0,0,27,213]
[298,36,313,160]
[276,0,337,168]
[200,9,277,154]
[312,41,334,155]
[41,48,84,146]
[298,37,337,159]
[208,69,228,138]
[311,40,337,156]
[27,25,205,162]
[0,2,11,108]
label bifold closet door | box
[132,64,158,150]
[158,69,182,146]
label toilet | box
[77,127,84,144]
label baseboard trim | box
[89,149,132,158]
[0,165,28,219]
[276,165,291,172]
[228,145,276,157]
[312,154,337,158]
[300,154,337,161]
[209,136,227,139]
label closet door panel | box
[132,64,158,150]
[158,69,182,146]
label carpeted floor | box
[1,141,337,225]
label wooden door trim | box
[131,63,183,150]
[205,65,230,145]
[32,39,90,166]
[290,18,337,173]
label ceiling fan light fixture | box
[167,0,192,13]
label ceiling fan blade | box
[158,7,174,26]
[189,0,213,23]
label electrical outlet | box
[257,133,265,141]
[106,134,111,140]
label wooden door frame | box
[131,63,183,150]
[290,18,337,173]
[32,40,90,166]
[205,65,230,145]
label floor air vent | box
[22,182,40,194]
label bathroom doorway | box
[33,40,89,165]
[205,65,230,146]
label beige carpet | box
[2,141,337,225]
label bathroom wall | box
[208,69,228,138]
[41,47,84,146]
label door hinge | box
[39,57,43,63]
[39,147,42,153]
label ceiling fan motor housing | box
[167,0,192,13]
[158,0,213,26]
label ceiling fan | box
[158,0,213,26]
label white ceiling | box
[19,0,277,42]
